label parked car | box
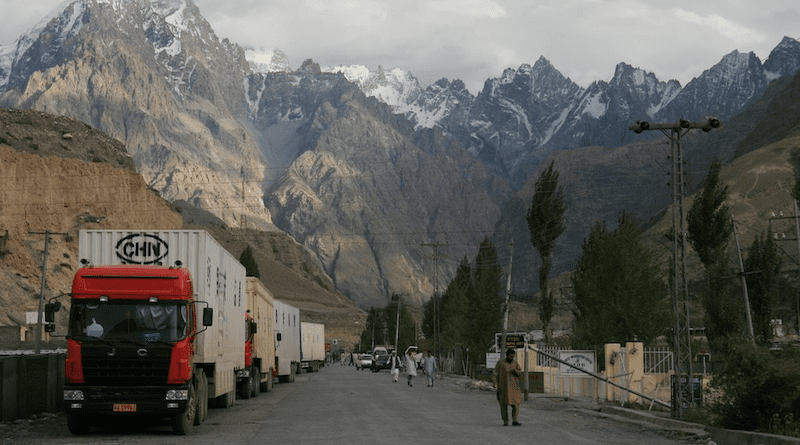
[356,353,373,370]
[371,352,391,372]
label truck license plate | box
[113,404,137,412]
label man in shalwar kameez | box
[492,348,523,426]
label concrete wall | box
[0,353,64,421]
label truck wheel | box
[261,369,273,392]
[253,369,261,397]
[172,384,196,435]
[240,374,252,399]
[194,373,207,426]
[67,412,90,435]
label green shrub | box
[709,338,800,434]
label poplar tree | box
[571,212,669,353]
[468,238,504,365]
[526,161,566,344]
[744,231,782,346]
[239,245,260,278]
[686,160,738,346]
[435,257,472,352]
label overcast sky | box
[1,0,798,94]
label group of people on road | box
[387,350,437,387]
[346,345,524,427]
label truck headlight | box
[165,389,188,401]
[64,390,84,401]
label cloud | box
[671,8,766,46]
[429,0,507,19]
[0,0,797,95]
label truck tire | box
[240,373,252,399]
[67,412,90,435]
[253,369,261,397]
[261,369,273,392]
[194,373,208,426]
[172,384,196,435]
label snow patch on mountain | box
[324,64,420,108]
[246,49,291,74]
[581,91,607,118]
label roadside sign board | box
[495,332,528,350]
[558,350,596,376]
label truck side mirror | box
[250,322,258,334]
[44,302,61,323]
[276,332,282,342]
[44,323,56,333]
[202,308,213,326]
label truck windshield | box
[68,302,189,343]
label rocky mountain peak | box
[299,59,323,75]
[764,36,800,80]
[247,49,292,74]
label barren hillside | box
[0,108,364,349]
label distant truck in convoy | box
[48,229,246,435]
[300,322,325,372]
[273,299,301,382]
[238,277,276,398]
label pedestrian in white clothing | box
[423,350,437,387]
[404,353,417,386]
[389,351,401,382]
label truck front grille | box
[81,345,172,385]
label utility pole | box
[500,240,513,353]
[629,116,721,418]
[395,296,401,352]
[731,216,756,345]
[29,230,68,354]
[421,242,448,357]
[240,166,246,229]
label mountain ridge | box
[1,0,800,309]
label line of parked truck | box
[44,229,327,435]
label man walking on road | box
[423,350,437,387]
[404,352,417,386]
[492,348,523,426]
[390,351,401,382]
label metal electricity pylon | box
[629,116,722,418]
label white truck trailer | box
[300,322,326,372]
[75,230,246,417]
[239,277,277,398]
[273,299,301,382]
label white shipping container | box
[273,299,301,382]
[245,277,276,390]
[300,322,325,364]
[78,229,246,398]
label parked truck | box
[300,322,325,372]
[49,229,246,435]
[238,277,276,398]
[273,299,301,382]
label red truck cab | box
[60,265,209,435]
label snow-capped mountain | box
[2,0,800,307]
[340,39,800,185]
[0,0,503,308]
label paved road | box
[5,364,695,444]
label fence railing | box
[644,347,673,374]
[439,343,677,408]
